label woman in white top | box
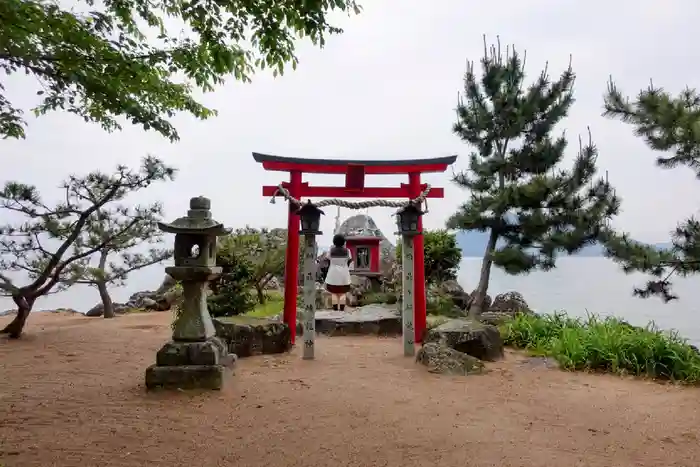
[324,234,352,311]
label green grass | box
[244,290,285,318]
[501,312,700,384]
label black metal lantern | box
[297,201,324,235]
[396,202,424,236]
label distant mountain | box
[455,230,672,258]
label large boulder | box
[416,342,485,375]
[213,317,291,358]
[424,318,504,361]
[85,279,183,317]
[490,291,530,314]
[479,291,532,325]
[439,280,471,310]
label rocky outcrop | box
[467,290,492,313]
[479,291,533,325]
[335,214,396,258]
[416,318,503,376]
[349,275,373,306]
[490,291,530,313]
[416,342,485,375]
[439,280,471,310]
[213,317,291,358]
[424,318,504,362]
[85,275,182,317]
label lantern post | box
[144,196,236,390]
[297,201,324,360]
[396,202,424,357]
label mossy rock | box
[424,318,504,362]
[213,317,291,358]
[416,342,485,375]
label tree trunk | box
[97,281,115,318]
[256,285,265,304]
[469,230,499,317]
[468,149,507,317]
[1,295,36,339]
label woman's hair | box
[332,234,346,247]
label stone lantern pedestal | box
[144,196,236,390]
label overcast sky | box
[2,0,699,310]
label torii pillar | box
[253,152,457,345]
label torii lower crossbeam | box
[253,152,457,347]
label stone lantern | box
[297,201,324,235]
[395,202,424,237]
[145,196,236,390]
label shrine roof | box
[253,152,457,174]
[345,236,383,242]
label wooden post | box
[401,234,415,357]
[302,234,317,360]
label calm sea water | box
[3,258,699,345]
[458,258,700,346]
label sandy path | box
[0,312,699,467]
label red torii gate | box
[253,152,457,345]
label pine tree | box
[448,39,620,315]
[600,80,700,301]
[0,157,174,337]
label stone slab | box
[145,364,228,390]
[314,305,402,336]
[213,317,292,358]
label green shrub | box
[501,312,700,383]
[207,248,256,318]
[426,291,461,317]
[385,293,398,305]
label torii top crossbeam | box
[253,152,457,174]
[253,152,457,199]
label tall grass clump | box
[501,312,700,383]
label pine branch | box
[602,78,700,299]
[0,156,176,299]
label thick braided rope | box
[270,184,431,211]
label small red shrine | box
[346,235,381,277]
[338,214,384,278]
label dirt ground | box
[0,312,699,467]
